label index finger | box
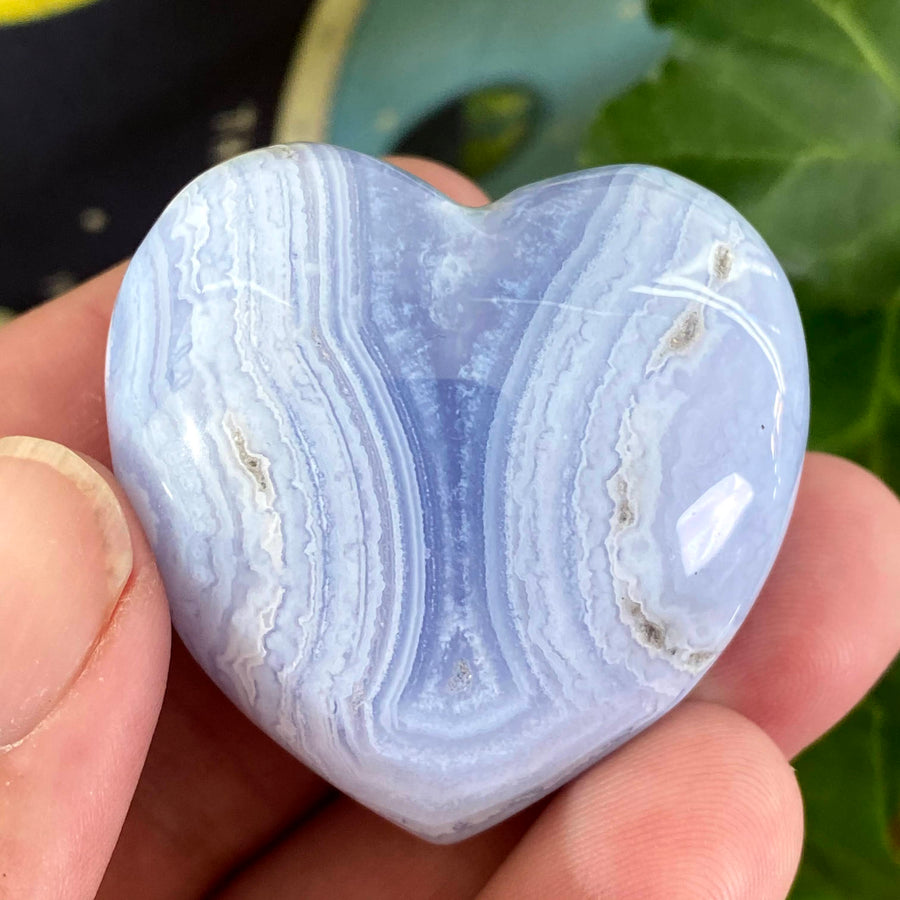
[0,262,126,466]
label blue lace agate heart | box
[106,144,808,842]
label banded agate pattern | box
[106,144,808,841]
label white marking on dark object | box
[40,270,77,299]
[79,207,110,234]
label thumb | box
[0,436,170,898]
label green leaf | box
[460,86,539,180]
[583,0,900,504]
[791,695,900,898]
[582,1,900,894]
[871,659,900,865]
[585,0,900,312]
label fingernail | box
[0,436,133,746]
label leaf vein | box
[809,0,900,106]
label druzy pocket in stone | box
[105,143,809,842]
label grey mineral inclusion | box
[105,143,809,842]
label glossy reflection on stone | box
[105,143,809,842]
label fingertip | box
[385,155,491,207]
[0,437,170,899]
[0,262,129,467]
[480,703,803,900]
[802,452,900,545]
[0,437,134,746]
[696,451,900,758]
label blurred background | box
[1,1,898,894]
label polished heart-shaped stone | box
[106,143,808,842]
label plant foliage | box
[583,2,900,895]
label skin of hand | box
[1,158,899,900]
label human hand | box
[2,158,899,900]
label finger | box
[0,263,327,900]
[0,264,126,467]
[96,636,332,899]
[478,702,802,900]
[215,802,535,900]
[94,157,492,897]
[216,806,533,900]
[385,155,491,207]
[0,436,170,899]
[215,702,802,900]
[693,452,900,758]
